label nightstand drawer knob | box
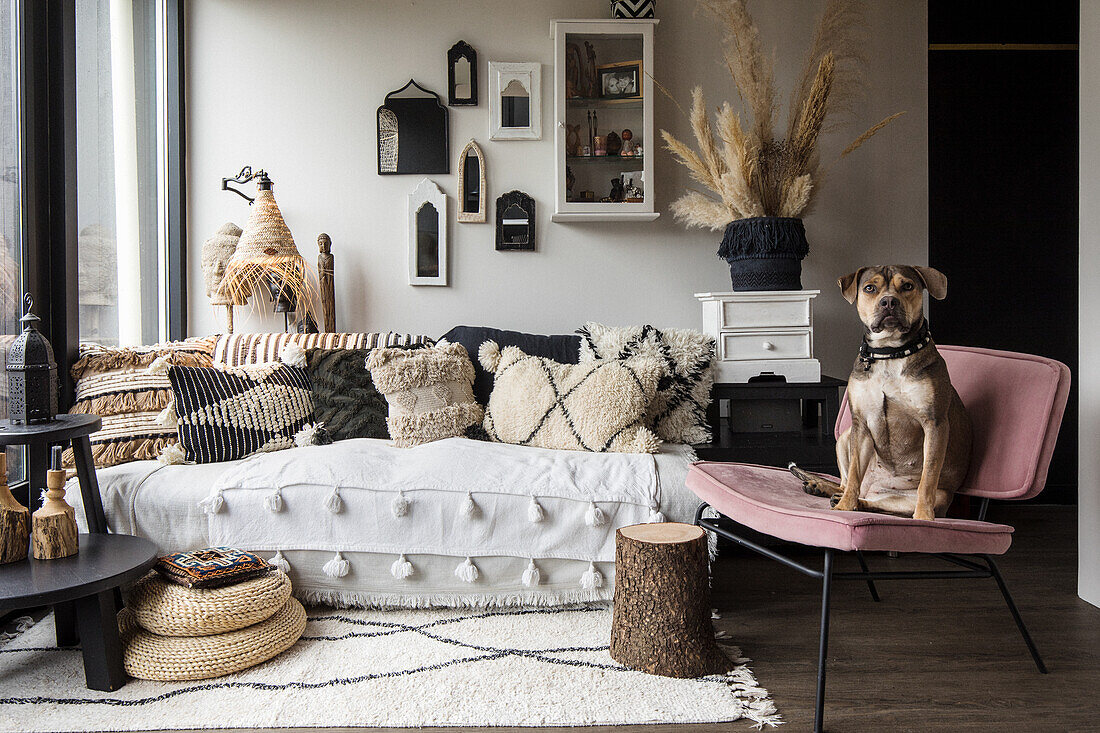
[762,341,775,351]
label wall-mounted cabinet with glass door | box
[551,19,657,222]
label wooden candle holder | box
[32,460,78,560]
[0,454,29,564]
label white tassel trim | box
[198,490,224,514]
[585,502,606,527]
[461,492,478,518]
[154,400,178,427]
[279,341,307,368]
[391,554,414,580]
[454,557,479,583]
[158,442,188,465]
[648,508,666,523]
[391,491,409,517]
[527,496,544,523]
[323,552,350,578]
[294,422,325,447]
[522,559,541,587]
[270,551,291,573]
[147,355,172,375]
[580,562,603,590]
[265,489,284,513]
[324,487,343,514]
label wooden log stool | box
[610,522,729,678]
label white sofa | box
[75,437,700,609]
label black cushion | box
[305,348,390,441]
[440,326,582,405]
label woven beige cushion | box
[127,570,292,637]
[120,597,306,681]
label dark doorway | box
[928,2,1079,502]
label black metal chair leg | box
[985,555,1047,674]
[855,551,881,602]
[815,550,834,733]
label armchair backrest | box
[835,345,1071,500]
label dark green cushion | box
[304,348,389,441]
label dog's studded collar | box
[858,320,931,371]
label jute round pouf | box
[120,597,307,681]
[127,570,292,637]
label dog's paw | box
[802,481,829,498]
[913,507,935,521]
[829,495,842,508]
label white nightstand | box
[695,290,822,382]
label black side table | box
[0,534,157,691]
[697,377,847,474]
[0,414,107,531]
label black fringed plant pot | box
[718,216,809,291]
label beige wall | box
[1079,4,1099,609]
[185,0,928,378]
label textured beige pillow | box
[366,342,483,448]
[478,341,663,454]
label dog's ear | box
[837,267,868,304]
[912,266,948,300]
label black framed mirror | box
[496,190,535,251]
[377,79,449,175]
[448,41,478,107]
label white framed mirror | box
[408,179,448,286]
[488,62,541,140]
[457,140,486,223]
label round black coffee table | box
[0,414,107,530]
[0,534,158,691]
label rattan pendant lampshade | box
[219,182,317,320]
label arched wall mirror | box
[457,140,486,223]
[377,79,449,175]
[488,62,541,140]
[408,179,448,285]
[496,190,535,251]
[448,41,478,106]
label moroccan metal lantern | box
[5,294,58,424]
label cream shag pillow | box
[479,341,664,454]
[578,322,716,445]
[366,342,483,448]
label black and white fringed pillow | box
[165,363,314,464]
[577,322,716,445]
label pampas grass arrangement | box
[662,0,904,231]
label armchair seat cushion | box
[687,462,1014,555]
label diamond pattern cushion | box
[577,322,716,444]
[478,341,663,454]
[167,363,314,463]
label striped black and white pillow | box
[166,363,314,464]
[213,332,434,367]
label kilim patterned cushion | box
[366,342,483,448]
[214,331,434,367]
[167,362,314,463]
[304,348,391,441]
[577,323,716,445]
[478,341,664,454]
[155,547,274,589]
[64,336,218,467]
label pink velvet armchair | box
[687,346,1071,733]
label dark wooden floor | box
[42,505,1100,733]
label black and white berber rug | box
[0,606,779,731]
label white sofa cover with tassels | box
[72,437,699,608]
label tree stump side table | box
[610,522,729,678]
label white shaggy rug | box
[0,606,779,731]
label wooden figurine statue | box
[32,446,78,560]
[0,453,29,564]
[317,233,336,333]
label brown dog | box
[791,265,972,520]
